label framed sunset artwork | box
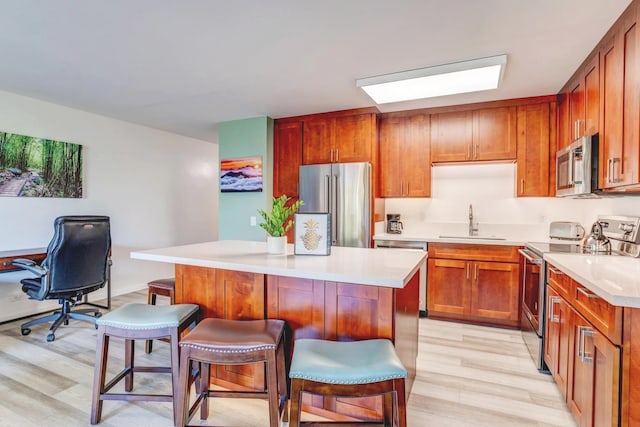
[220,156,263,192]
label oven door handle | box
[518,249,542,264]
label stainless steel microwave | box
[556,134,599,197]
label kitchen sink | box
[438,235,507,240]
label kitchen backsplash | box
[383,163,640,239]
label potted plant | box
[258,195,304,254]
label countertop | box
[544,253,640,308]
[131,240,426,289]
[373,232,527,246]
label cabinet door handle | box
[335,148,339,162]
[474,263,478,280]
[467,144,471,160]
[578,326,594,363]
[548,266,563,275]
[466,263,470,280]
[520,179,525,194]
[474,144,479,159]
[612,157,621,183]
[406,182,410,196]
[548,296,560,323]
[576,286,598,299]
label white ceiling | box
[0,0,632,142]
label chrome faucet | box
[468,204,478,236]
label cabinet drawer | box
[428,243,519,262]
[547,264,573,301]
[573,282,622,345]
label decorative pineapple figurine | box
[301,218,322,250]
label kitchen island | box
[131,240,426,421]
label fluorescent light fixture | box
[356,54,507,104]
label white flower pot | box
[267,236,287,254]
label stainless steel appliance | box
[556,134,599,197]
[374,239,427,316]
[299,162,371,248]
[386,214,403,234]
[520,215,640,372]
[581,221,612,254]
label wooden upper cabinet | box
[431,107,516,163]
[430,111,472,162]
[557,91,571,150]
[273,121,302,199]
[302,113,375,165]
[600,8,639,189]
[584,53,600,137]
[379,114,430,197]
[569,76,585,140]
[472,106,517,161]
[516,103,551,197]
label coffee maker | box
[386,214,403,234]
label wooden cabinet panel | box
[573,281,623,345]
[273,121,302,199]
[333,114,374,163]
[379,114,430,197]
[516,103,551,196]
[427,258,468,315]
[430,111,472,162]
[302,117,333,164]
[428,243,519,263]
[567,309,620,427]
[557,91,571,150]
[302,113,375,165]
[176,264,216,318]
[569,77,585,140]
[547,263,573,301]
[470,261,519,321]
[473,106,517,161]
[584,54,600,136]
[545,285,571,399]
[621,14,640,187]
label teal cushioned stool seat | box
[289,338,408,427]
[90,303,200,426]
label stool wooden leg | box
[200,362,210,420]
[90,329,109,424]
[169,329,181,427]
[145,291,156,354]
[289,378,303,427]
[124,338,134,392]
[276,340,288,422]
[383,392,393,427]
[395,379,407,427]
[176,347,192,427]
[266,350,279,427]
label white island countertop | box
[544,253,640,308]
[131,240,426,289]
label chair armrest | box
[11,258,47,277]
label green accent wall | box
[218,116,273,241]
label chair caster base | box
[47,332,55,342]
[21,328,31,336]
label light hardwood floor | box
[0,290,575,426]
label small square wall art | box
[220,156,263,192]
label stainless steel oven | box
[519,246,546,372]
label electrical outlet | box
[250,216,257,226]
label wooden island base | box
[175,263,419,421]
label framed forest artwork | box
[0,130,83,198]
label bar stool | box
[90,303,200,426]
[176,318,288,427]
[288,338,407,427]
[146,277,176,354]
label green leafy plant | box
[258,195,304,237]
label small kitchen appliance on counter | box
[581,221,611,254]
[386,214,403,234]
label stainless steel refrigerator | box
[298,162,371,248]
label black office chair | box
[12,215,112,342]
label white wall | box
[385,163,640,240]
[0,91,218,321]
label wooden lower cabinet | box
[427,244,520,327]
[544,284,571,399]
[567,309,620,427]
[545,264,621,427]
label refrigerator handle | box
[324,174,331,212]
[332,174,338,244]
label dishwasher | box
[374,239,428,317]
